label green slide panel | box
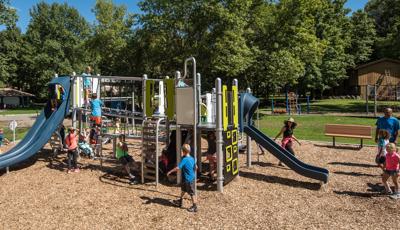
[165,78,175,120]
[145,80,155,117]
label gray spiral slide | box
[0,76,71,169]
[240,93,329,183]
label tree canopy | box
[0,0,397,99]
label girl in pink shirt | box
[382,143,400,195]
[65,127,79,173]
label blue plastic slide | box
[240,93,329,183]
[0,76,71,169]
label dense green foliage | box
[0,0,398,99]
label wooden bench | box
[324,124,372,148]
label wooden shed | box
[351,58,400,99]
[0,88,35,109]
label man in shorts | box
[167,144,198,212]
[375,108,400,144]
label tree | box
[0,0,19,85]
[366,0,400,59]
[19,2,90,98]
[87,0,134,75]
[348,10,376,65]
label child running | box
[376,129,390,171]
[116,134,138,185]
[382,143,400,195]
[274,117,301,166]
[167,144,198,212]
[65,127,80,173]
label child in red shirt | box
[382,143,400,195]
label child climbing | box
[89,93,104,126]
[82,66,92,104]
[205,131,217,181]
[274,117,301,166]
[167,144,198,212]
[376,129,390,171]
[116,134,138,185]
[48,84,58,112]
[382,143,400,195]
[65,127,80,173]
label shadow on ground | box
[239,171,321,191]
[314,144,362,150]
[329,162,377,168]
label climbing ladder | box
[141,117,166,186]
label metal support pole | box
[271,96,274,114]
[285,86,290,115]
[216,78,224,192]
[366,85,369,115]
[374,84,377,117]
[306,96,310,114]
[246,88,252,168]
[6,167,9,174]
[176,125,182,184]
[72,73,77,128]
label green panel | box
[165,79,175,120]
[222,85,228,131]
[145,80,155,117]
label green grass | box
[3,127,30,141]
[257,114,377,145]
[267,98,400,114]
[0,108,41,115]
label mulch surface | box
[0,140,399,229]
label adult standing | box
[375,108,400,144]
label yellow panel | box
[226,130,231,139]
[222,85,228,131]
[226,145,232,162]
[232,129,238,145]
[232,85,238,128]
[232,158,239,175]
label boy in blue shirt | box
[167,144,198,212]
[89,93,104,126]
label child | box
[274,117,301,166]
[78,130,94,158]
[382,143,400,195]
[376,129,390,171]
[48,84,58,111]
[0,129,10,146]
[65,127,80,173]
[205,131,217,181]
[116,135,138,185]
[89,126,100,145]
[89,93,104,126]
[82,66,92,104]
[167,144,198,212]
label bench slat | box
[325,124,372,137]
[325,133,372,139]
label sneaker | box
[187,205,198,213]
[67,169,73,174]
[73,168,80,173]
[129,177,139,185]
[173,199,183,207]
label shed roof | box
[0,88,35,97]
[355,58,400,70]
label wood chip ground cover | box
[0,140,399,229]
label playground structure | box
[270,87,311,115]
[0,57,329,193]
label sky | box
[7,0,369,33]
